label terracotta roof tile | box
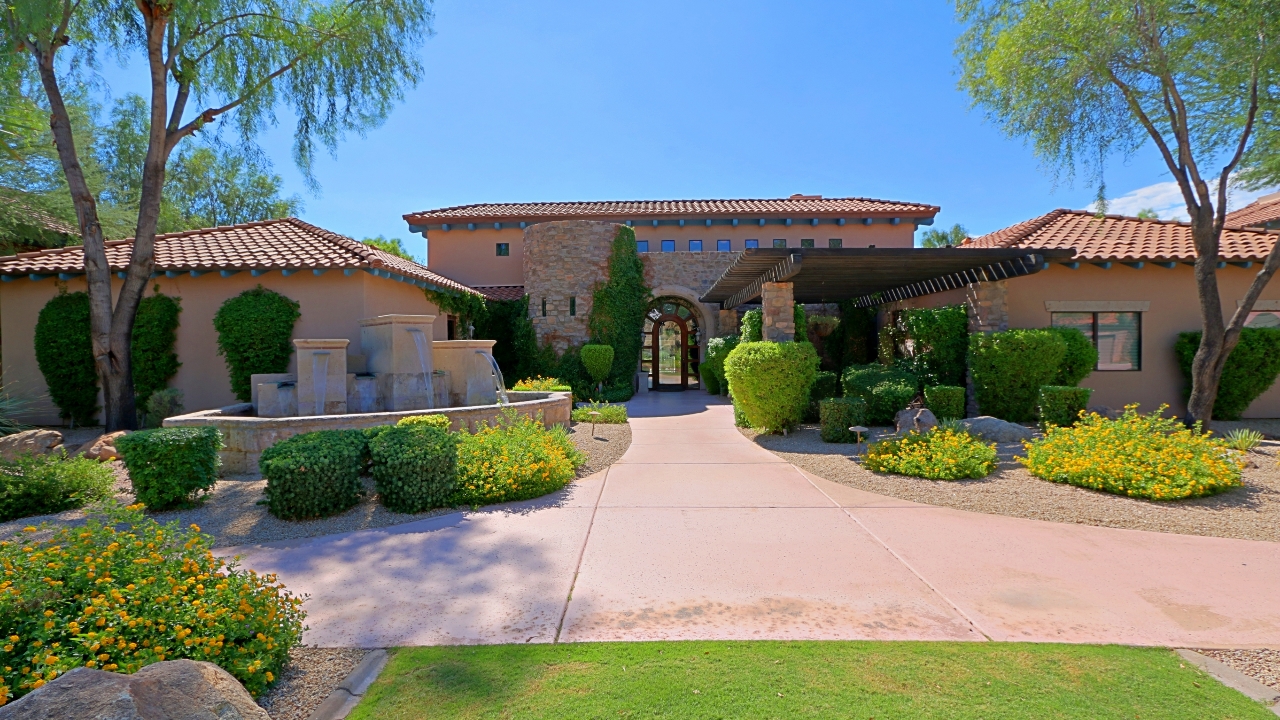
[0,217,479,295]
[1225,193,1280,228]
[963,209,1277,262]
[473,285,526,301]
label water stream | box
[311,351,330,415]
[476,351,510,405]
[406,328,436,409]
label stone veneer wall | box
[523,221,617,352]
[641,250,739,337]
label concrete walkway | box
[224,392,1280,648]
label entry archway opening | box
[641,297,702,391]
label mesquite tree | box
[4,0,431,430]
[955,0,1280,426]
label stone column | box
[294,339,349,416]
[761,281,796,342]
[966,280,1009,333]
[718,308,740,336]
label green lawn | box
[349,640,1272,719]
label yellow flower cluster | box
[0,502,304,705]
[512,376,569,391]
[453,410,586,506]
[863,428,998,480]
[1020,404,1244,499]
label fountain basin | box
[163,391,572,474]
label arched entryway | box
[642,297,702,391]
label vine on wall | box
[588,225,652,391]
[132,288,182,410]
[425,288,488,339]
[213,286,301,402]
[475,295,541,383]
[34,290,99,426]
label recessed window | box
[717,239,731,252]
[496,243,510,256]
[745,239,759,249]
[1052,312,1142,371]
[541,298,547,317]
[689,240,702,252]
[661,239,675,252]
[829,238,843,248]
[772,239,787,248]
[569,297,577,316]
[637,240,649,253]
[800,238,815,248]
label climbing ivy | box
[588,226,652,390]
[132,289,182,410]
[213,286,301,402]
[475,295,541,384]
[425,288,488,339]
[34,290,99,426]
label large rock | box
[895,408,938,435]
[0,659,269,720]
[83,430,130,461]
[0,429,62,461]
[960,416,1035,443]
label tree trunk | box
[1185,211,1228,428]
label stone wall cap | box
[358,314,437,327]
[293,339,351,349]
[432,340,497,349]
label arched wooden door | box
[642,298,702,391]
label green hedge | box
[794,303,808,341]
[819,397,868,443]
[370,425,458,513]
[740,309,763,342]
[841,364,919,425]
[214,286,301,402]
[587,226,651,391]
[131,291,182,410]
[901,305,968,387]
[805,370,841,422]
[117,427,222,509]
[0,452,115,522]
[724,341,819,432]
[1175,328,1280,420]
[34,291,98,426]
[1038,385,1093,429]
[924,385,965,421]
[398,414,453,431]
[969,329,1067,422]
[259,429,365,520]
[704,335,740,396]
[700,363,719,394]
[1046,326,1097,386]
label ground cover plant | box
[452,410,585,507]
[116,427,222,510]
[0,452,115,522]
[723,341,819,433]
[397,414,453,431]
[864,428,997,480]
[1020,405,1244,500]
[348,641,1270,720]
[0,503,304,702]
[1222,428,1264,453]
[571,402,628,424]
[1175,328,1280,420]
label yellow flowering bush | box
[452,410,586,506]
[0,502,304,704]
[1019,405,1245,499]
[863,428,998,480]
[512,376,572,392]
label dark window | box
[569,297,577,316]
[717,239,731,252]
[829,238,843,248]
[1051,312,1142,371]
[636,240,649,253]
[496,243,510,256]
[745,239,759,249]
[773,239,787,248]
[800,238,815,248]
[661,239,675,252]
[541,298,547,317]
[689,239,703,252]
[447,316,456,339]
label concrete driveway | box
[224,391,1280,648]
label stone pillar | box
[294,339,349,416]
[360,314,438,411]
[966,280,1009,333]
[718,308,740,336]
[761,281,796,342]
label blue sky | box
[100,0,1277,261]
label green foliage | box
[370,425,458,513]
[588,226,651,391]
[572,402,628,424]
[259,430,366,520]
[452,410,585,506]
[425,288,487,339]
[901,305,969,387]
[699,364,719,394]
[398,414,453,431]
[841,364,919,425]
[512,376,572,392]
[0,384,31,437]
[213,286,301,403]
[823,302,877,370]
[723,341,819,433]
[131,290,182,410]
[919,223,968,248]
[0,503,305,700]
[1037,386,1093,430]
[704,336,740,396]
[864,428,998,480]
[805,370,840,422]
[1046,327,1097,386]
[34,291,98,426]
[740,309,763,343]
[793,303,807,341]
[924,385,966,421]
[1175,329,1280,420]
[362,235,414,260]
[142,389,185,429]
[819,398,868,443]
[116,427,222,510]
[475,296,540,383]
[580,345,616,385]
[877,323,898,365]
[1222,428,1264,452]
[968,329,1067,423]
[0,451,114,522]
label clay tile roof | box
[962,208,1277,262]
[404,196,940,224]
[0,217,479,295]
[0,193,77,237]
[1225,192,1280,228]
[473,285,526,302]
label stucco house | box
[1226,191,1280,231]
[0,217,477,424]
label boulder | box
[0,429,62,461]
[1087,405,1122,420]
[0,659,269,720]
[895,408,938,435]
[960,416,1035,443]
[83,430,130,462]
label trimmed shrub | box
[733,397,750,428]
[740,309,763,342]
[0,502,304,700]
[580,344,615,392]
[700,363,720,394]
[1037,385,1093,429]
[842,364,919,425]
[34,291,98,426]
[864,428,998,480]
[0,451,115,522]
[924,385,966,421]
[259,430,365,520]
[869,384,916,425]
[793,303,808,341]
[132,291,182,410]
[142,388,184,428]
[1021,405,1243,499]
[805,370,841,422]
[588,226,651,392]
[213,286,301,402]
[1175,328,1280,420]
[370,425,458,513]
[819,397,868,443]
[901,305,968,387]
[452,410,585,506]
[704,335,740,396]
[116,427,222,510]
[969,329,1067,422]
[1046,326,1097,386]
[723,341,819,432]
[398,414,453,431]
[572,401,628,424]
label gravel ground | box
[749,424,1280,543]
[256,647,369,720]
[1196,648,1280,692]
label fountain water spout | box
[406,327,435,409]
[311,351,330,415]
[476,351,510,405]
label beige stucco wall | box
[1,271,444,425]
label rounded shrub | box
[1037,385,1093,429]
[819,397,868,443]
[213,286,301,402]
[968,329,1067,422]
[452,410,585,506]
[699,363,720,394]
[116,427,222,510]
[34,291,98,426]
[704,335,740,396]
[723,341,819,432]
[924,385,966,421]
[0,452,115,522]
[0,502,304,701]
[1046,326,1097,386]
[841,364,919,425]
[398,414,453,431]
[740,309,763,342]
[1175,328,1280,420]
[579,344,615,390]
[259,430,366,520]
[370,425,458,513]
[864,429,997,480]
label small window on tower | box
[661,239,675,252]
[745,239,759,249]
[541,298,547,317]
[496,243,510,256]
[637,240,649,253]
[689,240,702,252]
[717,239,731,252]
[569,297,577,316]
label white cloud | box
[1087,180,1280,221]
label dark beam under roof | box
[699,247,1078,309]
